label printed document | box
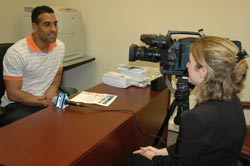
[70,91,117,106]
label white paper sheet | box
[70,91,117,106]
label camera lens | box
[129,44,139,61]
[129,44,161,62]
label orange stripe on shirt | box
[3,75,23,81]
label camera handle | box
[152,77,190,147]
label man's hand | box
[37,95,49,107]
[44,85,58,104]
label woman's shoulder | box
[182,96,242,124]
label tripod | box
[152,77,190,147]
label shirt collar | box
[26,33,57,52]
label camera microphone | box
[52,93,85,109]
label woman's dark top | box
[152,95,246,166]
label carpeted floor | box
[167,130,178,146]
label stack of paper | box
[102,71,133,88]
[117,65,146,82]
[102,64,162,89]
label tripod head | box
[175,77,190,100]
[173,77,191,125]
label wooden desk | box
[0,83,170,166]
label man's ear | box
[32,23,37,32]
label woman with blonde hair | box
[126,36,248,166]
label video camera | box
[129,29,204,77]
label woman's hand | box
[133,146,168,160]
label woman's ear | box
[200,66,208,78]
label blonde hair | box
[190,36,248,103]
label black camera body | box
[129,30,204,77]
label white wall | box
[1,0,250,125]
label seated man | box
[0,5,65,127]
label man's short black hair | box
[31,5,54,24]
